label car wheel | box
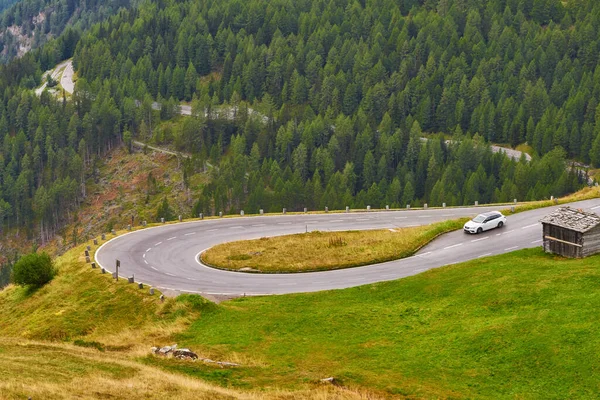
[498,221,504,228]
[477,227,483,234]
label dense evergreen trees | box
[0,0,594,239]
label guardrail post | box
[85,256,90,263]
[241,210,244,216]
[101,233,106,240]
[101,268,106,274]
[178,215,182,222]
[93,239,98,245]
[346,206,350,213]
[283,208,286,214]
[511,206,515,213]
[424,203,428,209]
[128,275,135,284]
[127,224,131,231]
[325,207,328,213]
[143,221,147,226]
[475,201,478,206]
[442,202,446,208]
[367,205,371,211]
[91,262,96,269]
[199,213,203,220]
[259,209,264,215]
[138,282,144,289]
[386,205,389,210]
[149,287,155,295]
[303,207,307,213]
[407,204,411,209]
[84,250,89,257]
[111,229,116,235]
[514,198,517,204]
[161,218,165,223]
[219,211,223,217]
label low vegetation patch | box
[176,248,600,398]
[201,219,468,273]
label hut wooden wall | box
[543,223,583,258]
[583,225,600,257]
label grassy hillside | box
[0,239,374,399]
[1,188,600,398]
[170,248,600,398]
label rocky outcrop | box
[151,344,239,367]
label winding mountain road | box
[95,199,600,296]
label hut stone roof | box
[540,206,600,233]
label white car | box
[463,211,507,234]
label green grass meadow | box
[167,248,600,398]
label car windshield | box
[472,215,486,223]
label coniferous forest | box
[1,0,598,241]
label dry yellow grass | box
[202,219,466,272]
[0,339,380,400]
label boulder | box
[173,348,198,360]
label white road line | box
[165,272,176,277]
[496,233,502,236]
[207,229,218,232]
[144,260,148,264]
[394,217,407,219]
[150,266,158,271]
[504,246,519,251]
[278,222,292,225]
[186,277,197,281]
[471,236,489,243]
[146,248,151,252]
[167,237,176,240]
[329,220,344,223]
[417,251,432,257]
[521,224,538,230]
[444,243,463,250]
[414,268,426,272]
[184,232,196,236]
[592,205,600,210]
[504,230,515,234]
[154,242,162,246]
[418,215,431,218]
[143,253,146,259]
[442,214,455,216]
[531,239,543,244]
[356,218,370,221]
[252,224,266,227]
[229,226,244,229]
[478,253,492,258]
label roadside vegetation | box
[202,219,467,273]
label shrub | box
[11,252,55,287]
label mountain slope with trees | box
[0,0,135,62]
[0,0,595,251]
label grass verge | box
[171,248,600,398]
[201,219,468,273]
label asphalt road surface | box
[95,199,600,296]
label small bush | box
[11,252,55,288]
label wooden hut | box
[540,206,600,258]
